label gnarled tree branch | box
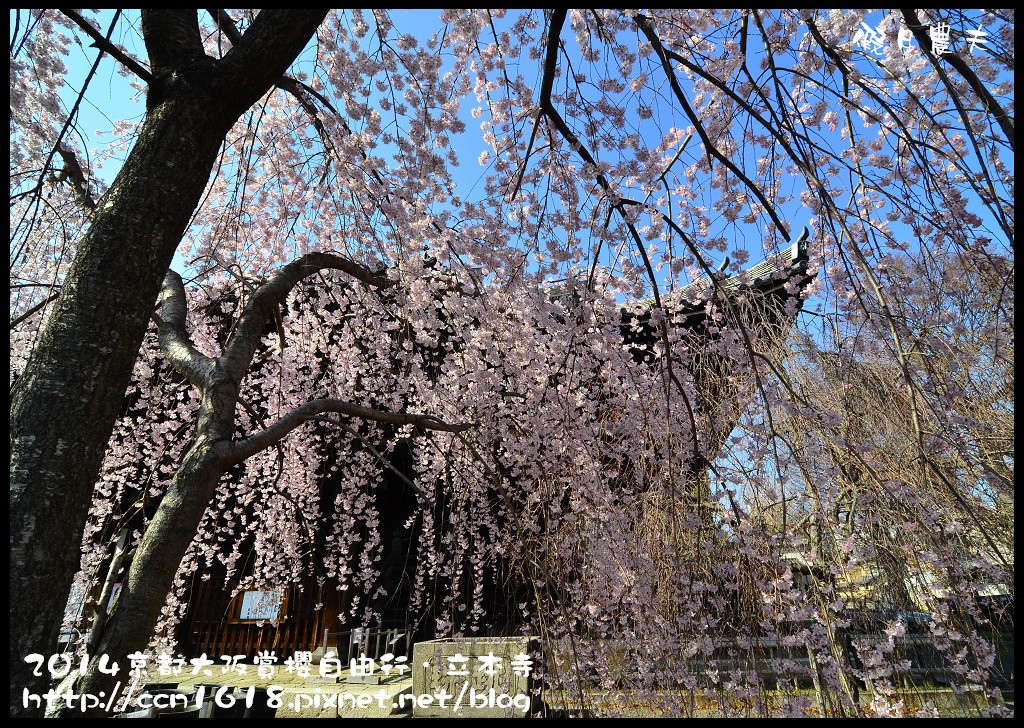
[156,270,217,387]
[220,251,393,378]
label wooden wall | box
[178,574,345,660]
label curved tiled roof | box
[677,226,811,309]
[619,227,813,356]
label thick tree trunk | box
[9,10,326,717]
[10,91,237,722]
[48,443,229,718]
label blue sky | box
[20,9,1012,306]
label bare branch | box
[59,9,154,84]
[229,399,473,465]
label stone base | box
[411,637,539,718]
[345,674,382,684]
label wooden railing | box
[318,626,411,665]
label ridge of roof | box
[677,226,811,308]
[617,226,811,316]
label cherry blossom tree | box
[10,9,1013,718]
[10,10,330,715]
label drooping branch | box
[206,9,483,296]
[632,13,791,242]
[538,14,756,306]
[268,73,484,293]
[899,9,1014,151]
[536,10,713,467]
[174,246,474,464]
[156,270,217,387]
[801,15,1012,244]
[229,400,473,465]
[538,10,665,306]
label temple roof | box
[620,227,813,356]
[676,226,811,309]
